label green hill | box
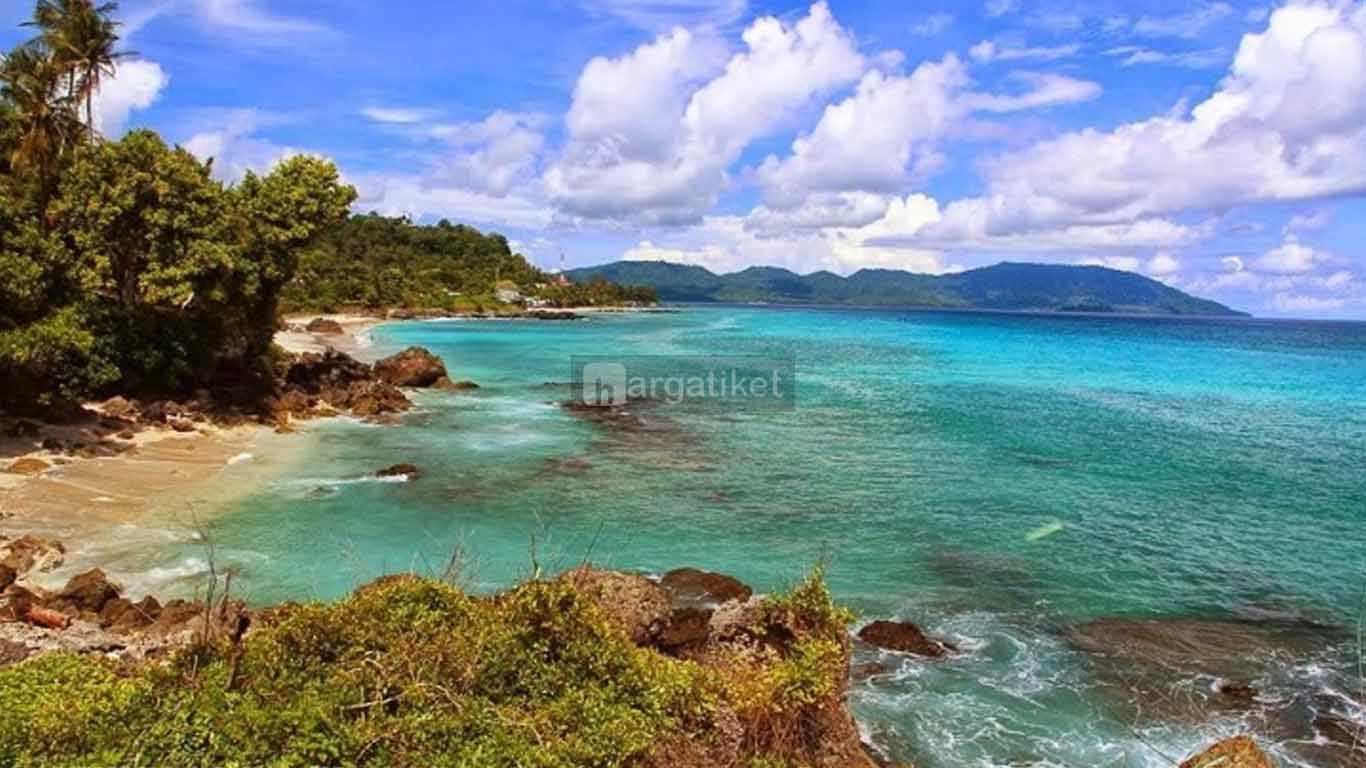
[566,261,1245,316]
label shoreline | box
[0,317,385,591]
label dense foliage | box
[568,261,1245,316]
[282,214,656,313]
[0,1,355,413]
[0,571,852,767]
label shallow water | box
[135,307,1366,765]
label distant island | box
[568,261,1247,317]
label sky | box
[3,0,1366,318]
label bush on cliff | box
[0,570,854,767]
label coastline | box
[0,317,384,593]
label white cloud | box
[1284,208,1334,233]
[1147,251,1182,275]
[546,2,865,225]
[117,0,337,47]
[361,107,435,125]
[425,112,547,197]
[969,40,1081,63]
[192,0,336,45]
[754,56,971,211]
[92,59,169,136]
[624,210,957,275]
[1102,46,1228,69]
[752,62,1098,224]
[912,13,954,36]
[181,109,299,181]
[926,3,1366,241]
[963,71,1101,112]
[350,173,554,230]
[985,0,1019,19]
[1134,2,1233,38]
[1272,292,1347,312]
[1255,237,1323,274]
[1078,255,1143,272]
[578,0,748,30]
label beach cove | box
[6,306,1361,766]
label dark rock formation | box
[305,317,344,335]
[376,464,422,480]
[374,347,448,388]
[434,377,479,391]
[857,620,954,658]
[54,569,121,615]
[660,568,753,608]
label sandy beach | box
[0,316,387,591]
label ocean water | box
[154,307,1365,766]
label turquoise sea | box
[138,307,1366,766]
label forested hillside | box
[567,261,1246,316]
[281,214,656,313]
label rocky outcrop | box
[374,347,449,388]
[376,464,422,480]
[0,535,66,576]
[52,569,122,615]
[305,317,345,335]
[1181,736,1273,768]
[434,377,479,391]
[660,568,753,608]
[857,620,955,658]
[276,349,412,420]
[560,567,670,646]
[5,457,51,475]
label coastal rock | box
[6,457,51,475]
[284,349,373,393]
[1181,736,1273,768]
[376,463,422,480]
[169,419,197,433]
[347,381,411,416]
[0,535,66,576]
[857,620,954,658]
[560,567,670,645]
[0,564,14,591]
[433,376,479,391]
[305,317,345,335]
[660,568,753,608]
[100,396,137,420]
[374,347,449,388]
[53,569,122,615]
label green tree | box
[52,130,235,309]
[0,43,84,197]
[28,0,129,135]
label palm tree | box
[0,43,84,198]
[25,0,130,138]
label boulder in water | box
[374,347,448,388]
[857,620,954,658]
[376,464,422,480]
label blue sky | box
[3,0,1365,318]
